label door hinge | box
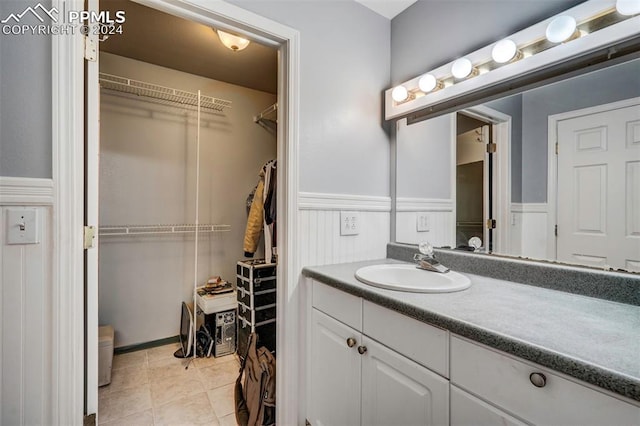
[555,224,558,237]
[84,36,97,62]
[84,226,96,249]
[555,142,559,155]
[486,219,496,229]
[486,142,497,154]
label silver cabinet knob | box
[530,372,546,388]
[357,345,367,355]
[346,338,356,348]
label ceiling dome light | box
[391,85,409,102]
[418,74,442,93]
[491,39,519,64]
[451,58,474,79]
[616,0,640,15]
[545,16,577,43]
[216,29,250,52]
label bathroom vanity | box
[302,249,640,426]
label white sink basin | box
[355,264,471,293]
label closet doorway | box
[83,0,298,423]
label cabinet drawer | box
[312,281,362,331]
[363,301,448,377]
[451,385,528,426]
[450,336,640,426]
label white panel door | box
[557,100,640,270]
[361,336,449,426]
[310,309,361,426]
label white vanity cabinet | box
[450,336,640,426]
[309,281,449,426]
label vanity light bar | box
[386,0,640,117]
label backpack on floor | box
[235,332,276,426]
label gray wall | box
[0,1,52,178]
[487,59,640,203]
[520,59,640,203]
[390,0,584,85]
[228,0,391,196]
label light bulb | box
[545,16,577,43]
[216,29,250,51]
[451,58,474,79]
[391,86,409,102]
[418,74,439,93]
[616,0,640,15]
[492,39,519,64]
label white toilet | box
[98,325,114,386]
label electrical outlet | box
[340,211,360,236]
[416,213,429,232]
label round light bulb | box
[545,16,577,43]
[616,0,640,15]
[418,74,438,92]
[492,39,518,64]
[391,86,409,102]
[451,58,474,79]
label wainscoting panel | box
[510,203,549,260]
[395,198,455,247]
[298,193,391,268]
[0,184,53,426]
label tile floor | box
[98,343,240,425]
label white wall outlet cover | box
[6,208,39,245]
[340,211,360,236]
[416,213,430,232]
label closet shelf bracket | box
[253,103,277,124]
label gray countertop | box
[302,259,640,402]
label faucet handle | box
[418,241,434,257]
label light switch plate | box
[340,211,360,236]
[6,209,39,244]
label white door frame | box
[547,96,640,262]
[457,106,512,254]
[53,0,300,424]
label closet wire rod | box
[98,224,231,236]
[99,73,232,112]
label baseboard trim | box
[114,335,180,354]
[298,192,391,212]
[0,177,54,205]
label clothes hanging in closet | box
[243,160,277,262]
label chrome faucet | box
[413,242,450,273]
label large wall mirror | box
[395,55,640,273]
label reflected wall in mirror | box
[395,57,640,272]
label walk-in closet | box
[94,1,278,423]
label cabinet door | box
[451,385,529,426]
[361,336,449,426]
[310,309,361,426]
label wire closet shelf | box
[99,73,233,112]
